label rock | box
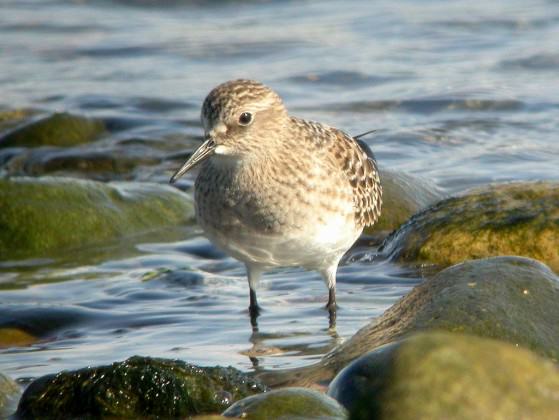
[4,148,160,181]
[0,112,105,148]
[0,108,35,133]
[0,372,20,418]
[327,256,559,371]
[327,332,559,420]
[0,327,38,348]
[381,182,559,272]
[271,256,559,388]
[16,356,267,419]
[0,177,194,260]
[222,387,347,420]
[365,170,442,237]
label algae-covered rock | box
[0,177,194,260]
[0,372,20,418]
[16,356,267,419]
[275,256,559,388]
[4,147,160,180]
[223,387,347,420]
[365,170,442,237]
[0,327,38,348]
[381,182,559,272]
[328,332,559,420]
[0,112,105,147]
[0,108,35,133]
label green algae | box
[16,356,267,419]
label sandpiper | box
[170,79,382,323]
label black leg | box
[326,287,337,328]
[328,305,337,329]
[326,287,336,310]
[249,288,261,329]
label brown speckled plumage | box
[171,79,382,321]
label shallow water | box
[1,0,559,388]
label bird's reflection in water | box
[243,308,341,372]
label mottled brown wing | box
[290,117,382,227]
[329,129,383,227]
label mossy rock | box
[0,112,105,147]
[0,177,194,260]
[381,182,559,272]
[0,327,38,348]
[0,108,35,134]
[328,332,559,420]
[6,148,159,180]
[0,372,20,418]
[365,170,442,237]
[16,356,267,419]
[273,256,559,388]
[222,387,347,420]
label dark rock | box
[222,387,347,419]
[0,177,194,260]
[328,332,559,420]
[16,356,267,419]
[381,182,559,272]
[0,112,105,148]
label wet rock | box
[0,327,38,348]
[4,147,160,181]
[275,256,559,388]
[327,256,559,371]
[0,372,20,418]
[0,177,194,260]
[328,332,559,420]
[222,387,347,420]
[364,170,442,238]
[381,182,559,272]
[0,112,105,148]
[0,108,35,133]
[16,356,267,419]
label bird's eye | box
[238,112,253,126]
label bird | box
[170,79,382,325]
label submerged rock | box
[4,147,160,181]
[274,256,559,388]
[328,332,559,420]
[365,170,442,237]
[16,356,267,419]
[0,112,105,148]
[0,108,35,134]
[222,387,347,420]
[381,182,559,272]
[0,372,20,418]
[0,327,38,348]
[0,177,194,260]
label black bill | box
[169,138,216,183]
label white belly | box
[201,211,361,271]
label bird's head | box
[170,79,288,183]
